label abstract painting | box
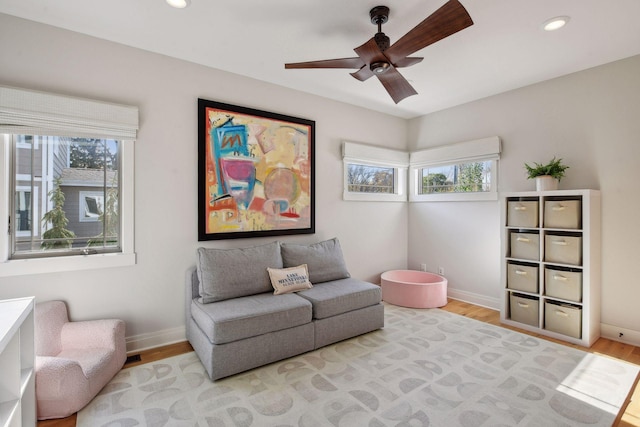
[198,99,315,240]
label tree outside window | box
[347,164,394,194]
[421,161,491,194]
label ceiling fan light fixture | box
[166,0,191,9]
[370,61,390,74]
[542,16,570,31]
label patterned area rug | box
[77,304,640,426]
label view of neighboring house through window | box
[11,135,120,259]
[420,160,492,194]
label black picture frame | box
[198,99,315,241]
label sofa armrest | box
[35,355,91,396]
[60,319,125,349]
[186,266,200,301]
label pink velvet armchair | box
[34,300,126,420]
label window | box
[343,141,408,202]
[419,160,493,194]
[11,136,120,258]
[0,86,138,276]
[410,137,501,202]
[347,164,395,194]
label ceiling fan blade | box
[285,57,365,69]
[351,65,374,82]
[385,0,473,64]
[394,57,424,68]
[353,38,387,65]
[376,66,418,104]
[350,37,387,82]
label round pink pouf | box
[381,270,448,308]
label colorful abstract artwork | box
[198,99,315,240]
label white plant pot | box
[535,175,559,191]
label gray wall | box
[408,55,640,341]
[0,13,409,350]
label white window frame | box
[409,136,501,202]
[342,141,408,202]
[0,86,137,276]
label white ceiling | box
[1,0,640,119]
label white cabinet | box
[500,190,601,346]
[0,297,35,427]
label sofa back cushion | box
[197,241,283,303]
[281,238,350,283]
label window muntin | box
[420,160,492,194]
[10,135,120,259]
[347,163,395,194]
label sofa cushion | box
[196,241,283,303]
[296,277,382,319]
[268,264,313,295]
[190,293,312,345]
[281,238,350,283]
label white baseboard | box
[601,323,640,347]
[447,288,501,311]
[125,326,186,354]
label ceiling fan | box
[284,0,473,104]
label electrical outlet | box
[438,266,445,275]
[420,263,427,272]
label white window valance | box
[410,136,501,168]
[343,141,409,168]
[0,86,138,139]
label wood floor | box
[38,299,640,427]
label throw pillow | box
[281,238,350,283]
[196,241,283,303]
[267,264,313,295]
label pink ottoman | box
[381,270,448,308]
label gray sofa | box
[185,238,384,380]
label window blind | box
[410,136,501,167]
[343,141,409,168]
[0,86,138,139]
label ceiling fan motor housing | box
[374,32,390,52]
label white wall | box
[3,12,639,349]
[0,14,409,350]
[408,55,640,341]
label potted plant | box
[524,157,569,191]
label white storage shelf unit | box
[500,190,601,347]
[0,297,35,427]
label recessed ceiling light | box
[166,0,190,9]
[542,16,570,31]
